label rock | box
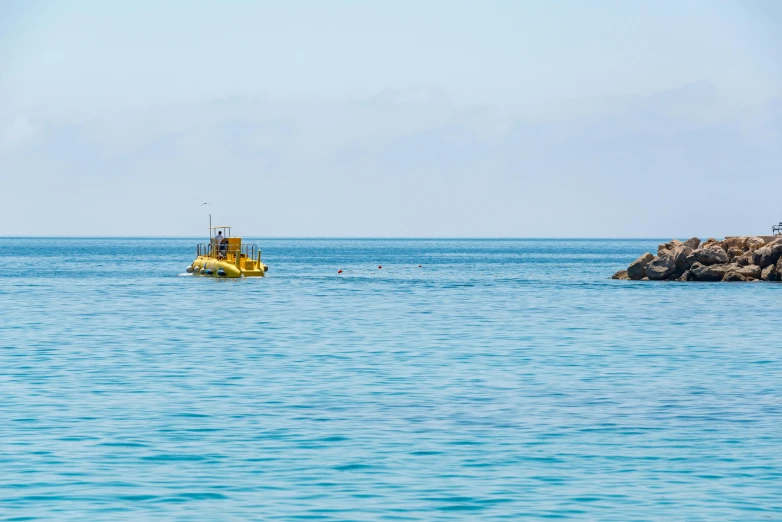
[745,236,765,251]
[771,241,782,262]
[723,270,752,282]
[751,246,778,268]
[722,237,745,251]
[671,245,693,273]
[612,236,782,281]
[686,244,729,266]
[761,264,779,281]
[647,254,677,280]
[690,262,732,282]
[695,263,760,282]
[658,239,683,256]
[727,247,744,260]
[698,241,718,252]
[722,270,751,282]
[730,264,761,280]
[627,252,655,280]
[751,246,767,266]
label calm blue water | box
[1,238,781,521]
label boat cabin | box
[196,226,260,265]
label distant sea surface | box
[1,238,781,521]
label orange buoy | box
[378,265,382,269]
[338,269,343,274]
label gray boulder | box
[683,237,701,250]
[627,252,655,280]
[729,264,761,280]
[690,262,732,282]
[612,269,630,280]
[677,270,692,282]
[723,270,752,282]
[658,239,683,256]
[761,264,779,281]
[751,245,779,268]
[686,245,729,266]
[771,241,782,262]
[647,254,677,280]
[722,270,751,283]
[671,245,694,273]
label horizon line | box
[0,235,744,240]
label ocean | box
[1,238,780,520]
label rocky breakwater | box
[613,236,782,282]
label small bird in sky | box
[201,202,209,206]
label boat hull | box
[190,256,265,278]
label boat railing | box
[774,222,782,236]
[196,243,262,261]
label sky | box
[1,0,781,237]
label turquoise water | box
[1,238,781,520]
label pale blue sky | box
[1,1,781,237]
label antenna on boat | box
[201,202,211,240]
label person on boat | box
[214,231,223,255]
[220,236,229,256]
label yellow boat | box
[186,225,267,278]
